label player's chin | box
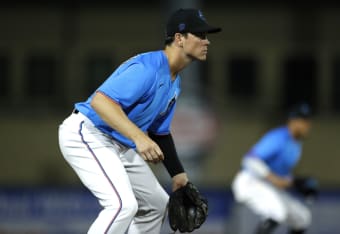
[196,54,208,61]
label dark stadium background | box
[1,0,340,233]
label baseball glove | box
[168,182,208,233]
[293,176,319,199]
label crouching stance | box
[58,8,221,234]
[232,103,318,234]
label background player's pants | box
[232,170,311,231]
[58,112,169,234]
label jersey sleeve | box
[249,130,284,161]
[97,63,152,108]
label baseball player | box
[58,8,220,234]
[232,103,316,234]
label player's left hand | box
[172,172,189,191]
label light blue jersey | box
[245,126,302,177]
[75,50,181,148]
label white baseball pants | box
[232,170,311,230]
[58,112,169,234]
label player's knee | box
[121,198,138,219]
[270,212,286,224]
[265,203,288,224]
[156,194,169,216]
[103,193,138,220]
[294,207,312,230]
[105,196,138,220]
[150,191,169,217]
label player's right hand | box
[134,134,164,163]
[266,173,292,189]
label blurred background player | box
[231,102,319,234]
[58,8,220,234]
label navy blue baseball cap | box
[166,8,221,37]
[288,102,312,119]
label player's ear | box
[174,33,184,47]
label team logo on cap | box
[178,23,186,32]
[300,104,310,115]
[198,10,206,21]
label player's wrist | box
[172,173,189,191]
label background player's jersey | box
[244,126,302,177]
[75,50,181,148]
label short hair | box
[164,33,188,46]
[164,36,174,46]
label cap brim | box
[193,25,221,34]
[207,27,222,33]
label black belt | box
[73,109,79,114]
